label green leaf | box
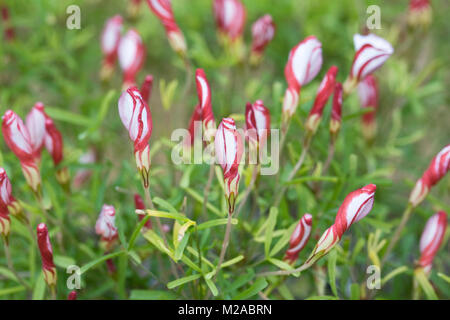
[54,255,76,269]
[204,277,218,296]
[159,78,178,110]
[80,250,126,275]
[232,278,268,300]
[183,187,222,217]
[381,266,408,286]
[350,283,360,300]
[143,209,194,224]
[197,218,238,230]
[32,272,46,300]
[269,223,297,257]
[127,214,151,251]
[222,255,244,268]
[437,273,450,284]
[153,197,178,213]
[264,207,278,257]
[45,107,92,126]
[167,274,202,289]
[130,290,177,300]
[174,233,190,261]
[328,249,338,297]
[226,269,255,293]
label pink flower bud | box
[195,69,216,140]
[215,118,243,213]
[118,87,153,187]
[250,14,275,63]
[101,15,123,69]
[118,29,146,88]
[283,36,323,119]
[305,66,338,134]
[1,6,15,41]
[409,145,450,207]
[0,168,21,218]
[284,213,313,264]
[140,75,154,105]
[418,211,447,274]
[245,100,271,150]
[37,223,57,287]
[213,0,246,41]
[134,193,152,231]
[146,0,187,55]
[408,0,432,27]
[95,204,118,251]
[68,290,77,300]
[330,82,343,138]
[25,102,46,160]
[358,75,378,141]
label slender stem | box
[235,164,259,218]
[200,165,215,219]
[50,285,57,300]
[322,139,336,175]
[213,212,233,281]
[3,240,32,292]
[256,261,312,278]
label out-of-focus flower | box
[305,184,376,265]
[25,102,46,161]
[118,29,146,88]
[213,0,246,42]
[215,118,243,214]
[409,145,450,207]
[250,14,275,65]
[128,0,143,19]
[73,148,96,189]
[245,100,271,152]
[195,69,216,141]
[1,6,15,41]
[2,110,41,192]
[134,193,152,232]
[146,0,187,56]
[0,168,22,219]
[408,0,432,28]
[284,213,313,264]
[45,117,69,187]
[330,82,343,140]
[37,223,57,287]
[100,15,123,81]
[68,290,78,300]
[417,211,447,274]
[357,75,378,142]
[305,66,338,134]
[344,33,393,94]
[0,206,10,238]
[282,36,323,125]
[95,204,118,251]
[118,87,153,188]
[140,75,154,105]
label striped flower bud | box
[118,29,146,88]
[118,87,153,188]
[25,102,46,161]
[305,66,338,134]
[409,145,450,207]
[37,223,57,287]
[344,33,393,94]
[245,100,271,152]
[146,0,187,56]
[134,193,152,232]
[195,69,216,141]
[250,14,275,65]
[2,110,41,192]
[100,15,123,80]
[284,213,313,264]
[67,290,77,300]
[330,82,343,139]
[305,184,376,265]
[0,168,22,219]
[282,36,323,121]
[215,118,243,214]
[213,0,246,42]
[140,75,154,105]
[357,75,378,141]
[408,0,432,28]
[45,117,69,187]
[95,204,118,251]
[418,211,447,274]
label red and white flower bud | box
[282,36,323,120]
[2,110,41,192]
[95,204,118,251]
[140,75,154,105]
[0,207,10,238]
[408,0,432,28]
[100,15,123,80]
[344,33,393,93]
[357,75,378,141]
[118,87,153,187]
[195,69,216,141]
[215,118,243,214]
[245,100,271,152]
[250,14,275,64]
[134,193,152,232]
[118,29,146,88]
[146,0,187,56]
[25,102,46,161]
[418,211,447,274]
[213,0,246,42]
[330,82,343,139]
[45,117,69,187]
[37,223,57,287]
[306,184,376,265]
[409,145,450,207]
[0,168,22,219]
[305,66,338,134]
[284,213,313,264]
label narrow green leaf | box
[153,197,178,213]
[269,223,297,257]
[127,215,151,251]
[437,273,450,284]
[197,218,238,230]
[204,277,218,296]
[174,233,190,261]
[232,278,268,300]
[264,207,278,257]
[143,209,194,223]
[167,274,202,289]
[54,255,76,269]
[45,107,92,126]
[32,272,46,300]
[0,286,26,297]
[328,249,338,297]
[350,283,360,300]
[183,187,222,217]
[222,255,244,268]
[80,250,126,275]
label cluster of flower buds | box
[284,213,313,264]
[305,66,338,135]
[118,87,153,188]
[282,36,323,128]
[409,144,450,207]
[0,168,23,223]
[408,0,432,28]
[37,223,57,287]
[343,33,393,95]
[146,0,187,57]
[195,69,216,141]
[1,6,15,41]
[215,118,243,214]
[357,75,378,142]
[213,0,246,43]
[118,29,146,88]
[100,15,123,81]
[134,193,152,232]
[417,211,447,274]
[305,184,376,266]
[329,82,343,141]
[95,204,118,251]
[250,14,275,65]
[245,100,271,157]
